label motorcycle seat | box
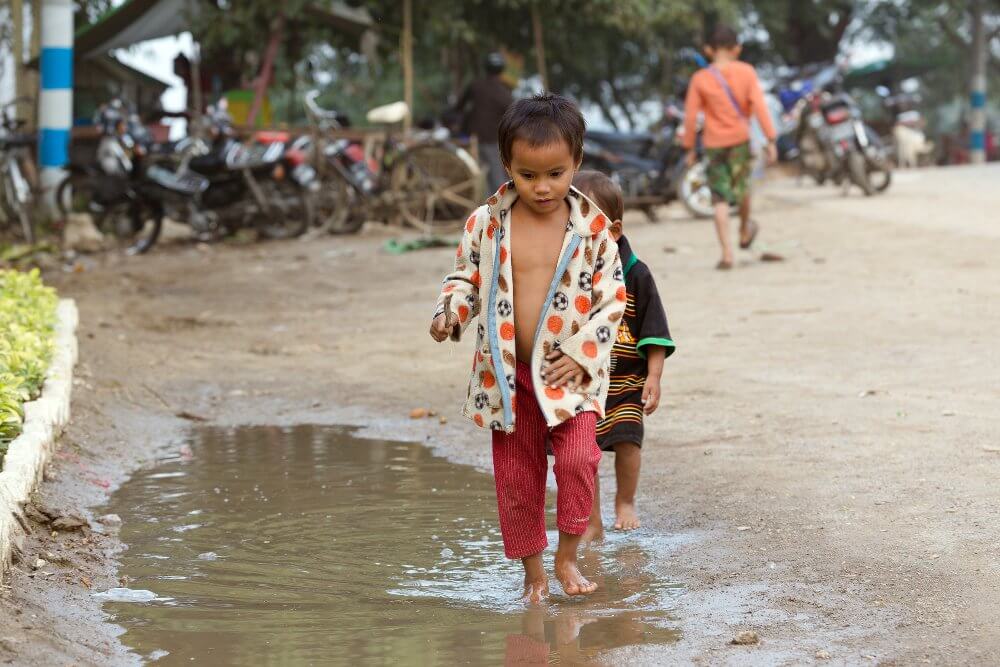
[255,131,292,145]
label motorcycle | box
[790,65,891,195]
[164,102,316,240]
[56,98,209,254]
[581,100,714,220]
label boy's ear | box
[610,220,623,237]
[732,45,743,58]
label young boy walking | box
[683,24,778,270]
[572,171,674,540]
[429,94,626,602]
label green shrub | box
[0,269,58,466]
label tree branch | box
[936,14,971,49]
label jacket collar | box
[485,181,608,238]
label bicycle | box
[0,98,38,244]
[302,90,483,235]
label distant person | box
[430,94,625,602]
[453,52,514,192]
[572,171,674,541]
[682,24,777,270]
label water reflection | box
[103,425,682,665]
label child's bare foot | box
[521,577,550,604]
[520,553,549,604]
[554,551,598,596]
[614,499,641,531]
[581,518,604,544]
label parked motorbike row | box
[58,99,317,254]
[16,59,899,255]
[59,93,484,253]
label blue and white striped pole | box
[38,0,74,204]
[970,72,986,165]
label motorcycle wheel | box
[869,167,892,193]
[316,172,364,235]
[117,197,163,255]
[256,178,310,240]
[847,152,875,196]
[677,161,714,219]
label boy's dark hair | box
[708,24,740,49]
[573,170,624,222]
[497,93,585,167]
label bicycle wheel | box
[3,168,35,244]
[389,143,483,232]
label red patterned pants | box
[491,362,602,559]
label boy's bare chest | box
[509,219,566,281]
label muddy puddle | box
[101,425,682,665]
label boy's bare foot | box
[521,553,549,604]
[521,577,550,604]
[554,552,598,596]
[614,499,641,531]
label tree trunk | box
[594,95,620,132]
[27,0,41,130]
[248,13,285,128]
[402,0,413,131]
[12,0,26,122]
[605,59,636,130]
[969,0,987,164]
[531,3,549,91]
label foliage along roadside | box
[0,269,58,468]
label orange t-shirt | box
[682,60,777,150]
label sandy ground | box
[1,164,999,665]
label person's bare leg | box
[581,474,604,544]
[739,192,759,247]
[555,531,598,595]
[521,552,549,604]
[613,443,641,530]
[713,201,733,266]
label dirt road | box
[2,165,999,665]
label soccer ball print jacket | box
[434,182,626,433]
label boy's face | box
[506,138,580,216]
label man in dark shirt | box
[454,52,514,192]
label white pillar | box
[37,0,73,204]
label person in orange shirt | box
[683,24,778,270]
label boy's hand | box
[429,311,457,342]
[766,142,778,165]
[543,350,586,390]
[685,149,698,167]
[641,376,661,415]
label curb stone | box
[0,299,78,580]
